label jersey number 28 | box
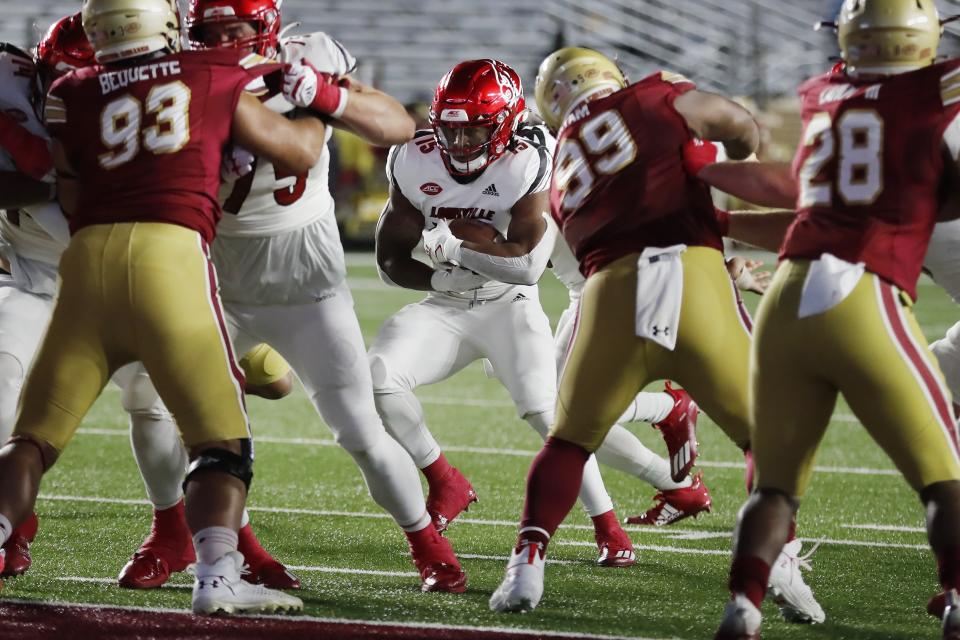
[799,109,883,207]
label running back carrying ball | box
[448,218,504,244]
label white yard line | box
[842,523,925,533]
[74,427,900,476]
[36,494,924,551]
[0,597,670,640]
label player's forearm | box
[457,225,555,286]
[700,161,797,209]
[337,88,415,147]
[377,251,435,291]
[726,209,796,253]
[0,172,52,209]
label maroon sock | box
[786,516,797,543]
[517,437,591,553]
[743,448,755,495]
[590,509,619,534]
[938,547,960,590]
[729,554,771,610]
[422,453,453,487]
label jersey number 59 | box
[554,110,637,211]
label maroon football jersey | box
[782,60,960,300]
[550,71,723,277]
[45,49,276,242]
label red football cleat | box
[1,512,38,577]
[406,525,467,593]
[118,502,195,589]
[625,472,712,526]
[595,529,636,568]
[426,466,478,532]
[653,382,700,483]
[238,523,300,589]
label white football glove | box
[282,59,349,117]
[422,219,463,267]
[221,145,255,182]
[430,266,488,293]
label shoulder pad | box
[515,124,548,149]
[659,70,692,85]
[282,32,356,76]
[0,43,32,63]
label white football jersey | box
[0,44,65,268]
[387,125,552,300]
[216,32,356,238]
[547,216,586,299]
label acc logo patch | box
[420,182,443,195]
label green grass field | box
[2,252,954,639]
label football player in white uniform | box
[0,13,295,590]
[182,0,468,593]
[373,59,643,565]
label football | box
[448,218,504,244]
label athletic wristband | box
[329,86,349,119]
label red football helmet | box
[429,59,526,176]
[186,0,281,57]
[35,12,96,87]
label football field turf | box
[2,251,952,640]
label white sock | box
[348,431,429,529]
[373,390,441,468]
[619,391,674,424]
[596,424,690,490]
[0,513,11,547]
[193,526,238,566]
[524,410,614,517]
[129,412,188,510]
[240,509,250,529]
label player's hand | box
[282,58,348,117]
[221,145,255,182]
[0,112,53,181]
[726,256,771,295]
[430,266,487,293]
[682,138,719,177]
[422,219,463,266]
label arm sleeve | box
[456,212,557,285]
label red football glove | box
[0,112,53,181]
[282,58,349,117]
[681,138,719,177]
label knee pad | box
[369,353,405,394]
[183,439,253,491]
[119,370,169,418]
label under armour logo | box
[651,325,671,336]
[481,183,500,197]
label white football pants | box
[225,282,428,530]
[925,220,960,401]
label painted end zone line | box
[0,599,677,640]
[74,427,902,476]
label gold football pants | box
[14,222,250,451]
[239,343,291,387]
[553,247,752,451]
[751,259,960,497]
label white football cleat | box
[767,539,825,624]
[715,594,762,640]
[489,541,545,613]
[191,551,303,615]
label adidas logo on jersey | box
[481,184,500,197]
[512,293,527,303]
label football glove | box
[221,145,255,182]
[282,59,349,118]
[681,138,719,177]
[422,219,463,267]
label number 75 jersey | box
[782,60,960,301]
